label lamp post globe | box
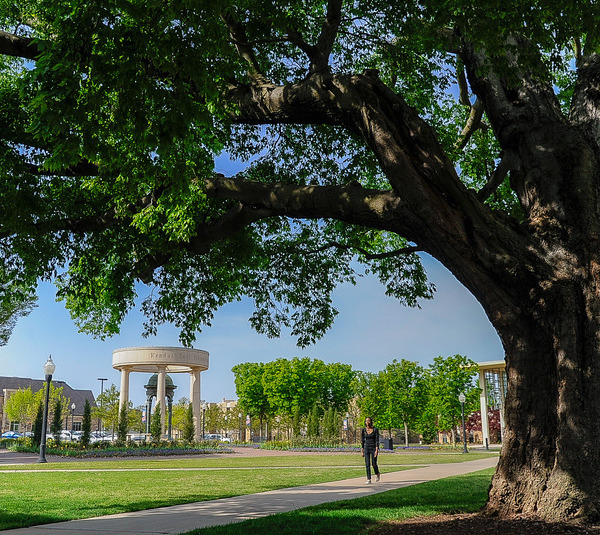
[38,356,55,463]
[43,356,55,377]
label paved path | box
[2,456,498,535]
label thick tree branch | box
[204,174,410,232]
[221,10,268,82]
[24,160,100,177]
[454,98,484,151]
[477,153,517,202]
[571,52,600,149]
[0,30,38,60]
[457,60,471,107]
[310,240,422,259]
[286,0,342,75]
[312,0,342,74]
[135,202,273,282]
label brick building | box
[0,376,96,434]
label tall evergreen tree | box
[150,402,162,444]
[307,405,320,438]
[81,399,92,448]
[50,398,62,445]
[117,403,128,446]
[182,403,196,443]
[31,402,43,448]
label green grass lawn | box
[185,468,495,535]
[0,451,498,530]
[0,450,496,470]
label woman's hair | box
[365,417,373,426]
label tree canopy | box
[4,0,600,522]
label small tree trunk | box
[404,421,409,448]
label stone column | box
[478,368,490,447]
[190,368,202,441]
[499,369,506,442]
[119,367,130,410]
[167,395,173,440]
[157,366,166,437]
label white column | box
[478,368,490,447]
[190,368,202,441]
[499,369,506,442]
[119,367,130,411]
[157,366,166,437]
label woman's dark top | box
[361,427,379,450]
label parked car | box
[90,431,113,443]
[1,431,21,438]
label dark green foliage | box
[322,408,340,440]
[307,405,320,438]
[50,398,62,444]
[81,399,92,448]
[117,403,128,446]
[150,402,162,443]
[31,402,43,448]
[182,403,196,443]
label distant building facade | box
[0,376,96,434]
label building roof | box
[0,376,96,415]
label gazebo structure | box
[113,346,209,440]
[477,359,506,447]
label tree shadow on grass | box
[371,513,600,535]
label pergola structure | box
[477,359,507,447]
[112,346,209,440]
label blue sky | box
[0,253,503,408]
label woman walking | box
[361,417,381,484]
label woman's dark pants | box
[364,447,380,480]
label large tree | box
[2,0,600,523]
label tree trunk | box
[404,421,409,448]
[484,276,600,522]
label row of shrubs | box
[4,436,234,457]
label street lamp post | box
[71,403,76,432]
[238,412,242,443]
[97,378,107,432]
[459,393,468,454]
[38,356,56,463]
[202,407,206,440]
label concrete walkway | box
[2,456,498,535]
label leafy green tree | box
[427,355,479,443]
[171,397,189,437]
[81,399,92,448]
[150,402,162,443]
[383,359,428,448]
[127,406,143,433]
[50,398,62,443]
[91,384,120,435]
[232,362,271,436]
[204,405,223,435]
[182,403,196,443]
[4,387,35,431]
[0,274,36,347]
[5,0,600,521]
[356,371,387,429]
[116,403,128,446]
